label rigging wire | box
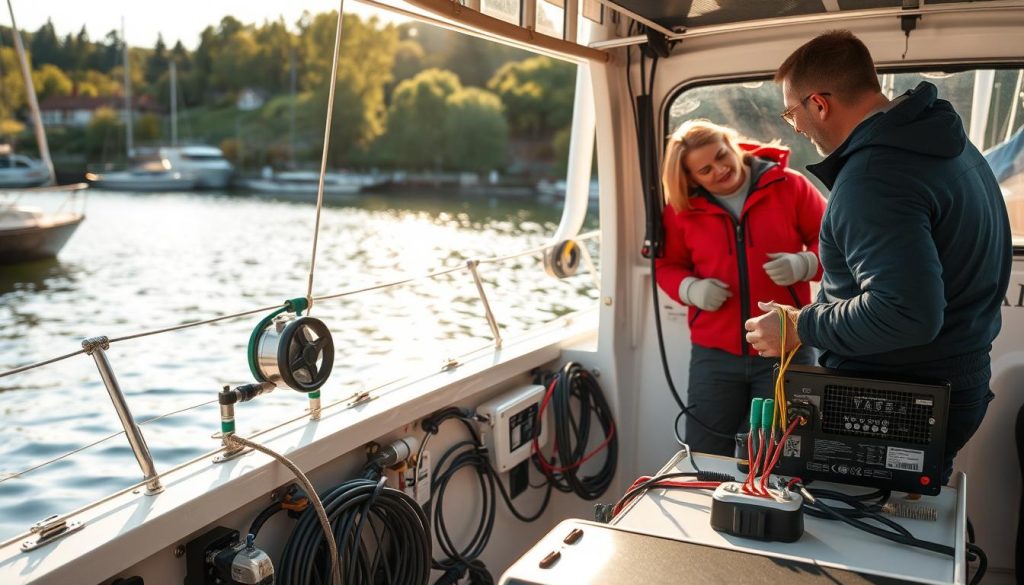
[305,0,348,315]
[0,230,600,380]
[0,398,219,485]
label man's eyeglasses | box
[780,92,831,127]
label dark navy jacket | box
[797,82,1011,389]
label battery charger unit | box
[772,365,950,496]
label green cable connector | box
[762,399,775,431]
[221,419,235,435]
[308,390,321,399]
[749,398,764,430]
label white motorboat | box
[160,145,235,189]
[243,169,374,200]
[0,152,50,188]
[1,3,1022,585]
[86,159,196,192]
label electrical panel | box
[477,384,550,473]
[772,365,950,495]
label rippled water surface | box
[0,188,599,541]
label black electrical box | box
[772,365,950,496]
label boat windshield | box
[667,68,1024,249]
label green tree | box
[146,35,169,85]
[28,20,64,68]
[32,64,73,100]
[137,113,161,142]
[487,56,576,138]
[443,87,507,173]
[380,68,461,170]
[298,12,398,163]
[85,106,121,159]
[0,47,27,121]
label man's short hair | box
[774,30,881,103]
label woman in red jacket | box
[657,119,826,455]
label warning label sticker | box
[783,436,801,458]
[885,447,924,473]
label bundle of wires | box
[741,308,804,497]
[277,476,431,585]
[532,362,618,500]
[611,470,734,517]
[420,407,552,585]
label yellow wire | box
[773,307,800,432]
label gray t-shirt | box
[711,163,752,220]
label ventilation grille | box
[822,384,934,445]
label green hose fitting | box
[749,398,764,430]
[762,399,775,431]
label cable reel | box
[543,239,581,279]
[248,298,334,392]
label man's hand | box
[680,277,732,311]
[744,301,802,356]
[763,252,818,286]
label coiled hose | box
[278,477,431,585]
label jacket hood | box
[807,81,968,188]
[740,142,791,170]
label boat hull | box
[0,214,84,264]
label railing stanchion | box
[82,336,163,495]
[466,259,503,349]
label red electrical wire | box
[531,378,617,474]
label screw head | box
[173,544,185,558]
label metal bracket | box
[21,515,85,552]
[347,391,374,407]
[211,433,252,464]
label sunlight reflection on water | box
[0,188,599,540]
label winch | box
[543,239,581,278]
[247,298,334,392]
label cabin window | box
[666,69,1024,249]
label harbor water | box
[0,188,600,542]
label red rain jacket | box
[656,144,827,356]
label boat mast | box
[289,46,296,167]
[6,0,55,185]
[122,17,135,159]
[170,60,178,146]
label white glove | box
[763,252,818,286]
[679,277,732,311]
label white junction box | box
[476,384,550,473]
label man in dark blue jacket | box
[744,30,1011,482]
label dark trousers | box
[943,382,994,484]
[684,343,817,456]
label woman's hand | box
[680,277,732,311]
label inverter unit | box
[772,365,950,496]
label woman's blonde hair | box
[661,119,746,212]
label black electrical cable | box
[534,362,618,500]
[801,488,910,538]
[421,409,553,585]
[967,542,987,585]
[278,477,431,585]
[249,501,283,539]
[649,259,737,440]
[799,486,955,556]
